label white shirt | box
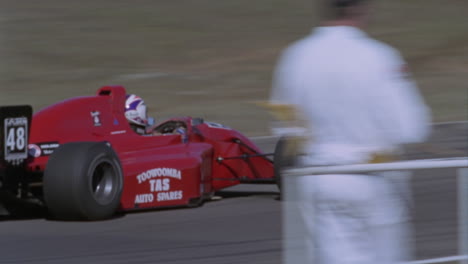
[270,26,431,165]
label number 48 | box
[6,127,25,151]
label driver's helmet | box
[125,94,148,127]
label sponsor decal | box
[134,193,154,204]
[28,144,41,158]
[38,142,60,156]
[27,142,60,157]
[135,191,183,204]
[91,111,101,126]
[157,191,183,202]
[135,167,184,204]
[110,130,126,135]
[5,117,27,126]
[150,178,170,192]
[136,168,182,184]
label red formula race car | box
[0,86,278,220]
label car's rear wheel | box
[273,137,298,191]
[43,142,123,221]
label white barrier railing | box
[282,157,468,264]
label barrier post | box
[458,168,468,264]
[283,158,468,264]
[282,173,309,263]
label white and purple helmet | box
[125,94,148,126]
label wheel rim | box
[91,161,118,205]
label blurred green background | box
[0,0,466,136]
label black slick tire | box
[273,137,297,191]
[43,142,123,221]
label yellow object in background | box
[254,101,299,122]
[255,101,308,158]
[368,153,398,164]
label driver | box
[124,94,187,137]
[125,94,149,135]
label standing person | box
[269,0,432,263]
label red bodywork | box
[26,86,274,211]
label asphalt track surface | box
[0,184,282,264]
[0,123,466,264]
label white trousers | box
[296,173,413,264]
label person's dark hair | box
[320,0,370,20]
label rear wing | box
[0,105,33,167]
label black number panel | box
[4,117,28,161]
[0,106,32,165]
